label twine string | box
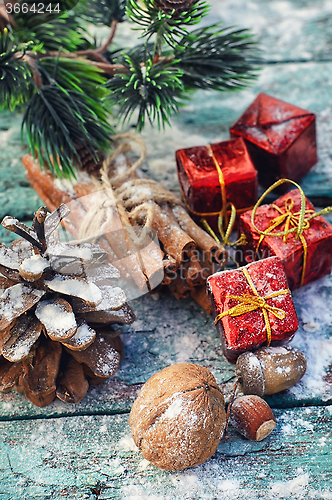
[214,267,290,345]
[78,133,184,247]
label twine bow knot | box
[214,267,290,345]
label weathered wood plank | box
[116,0,332,63]
[0,406,331,499]
[0,271,332,418]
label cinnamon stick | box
[143,202,196,265]
[171,205,227,265]
[190,285,212,315]
[74,182,165,291]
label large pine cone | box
[154,0,194,12]
[0,206,135,407]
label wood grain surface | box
[1,0,332,498]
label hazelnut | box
[129,363,226,471]
[235,346,307,396]
[230,395,276,441]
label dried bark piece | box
[35,297,77,341]
[66,334,121,378]
[19,255,50,282]
[56,354,89,404]
[129,363,226,471]
[0,284,45,331]
[2,315,43,362]
[21,336,62,407]
[1,217,42,251]
[61,320,96,351]
[77,302,135,325]
[45,275,103,307]
[0,356,22,392]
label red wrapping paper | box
[176,138,258,231]
[230,93,317,191]
[238,189,332,290]
[207,256,299,363]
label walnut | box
[129,363,226,470]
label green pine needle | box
[107,52,184,131]
[173,24,259,90]
[126,0,209,51]
[0,29,32,111]
[80,0,126,25]
[13,9,92,52]
[22,78,113,179]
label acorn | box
[235,346,307,396]
[230,395,276,441]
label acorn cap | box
[235,352,265,396]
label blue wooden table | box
[1,1,332,498]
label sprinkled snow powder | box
[45,276,103,305]
[269,473,310,498]
[118,435,139,452]
[0,246,21,270]
[1,284,29,319]
[36,302,76,333]
[20,255,49,274]
[67,323,95,346]
[163,397,184,419]
[7,343,31,362]
[50,244,92,262]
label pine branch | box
[107,51,183,131]
[173,25,259,90]
[11,3,92,53]
[126,0,209,52]
[0,28,32,110]
[80,0,126,25]
[22,62,113,179]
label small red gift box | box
[238,189,332,290]
[207,256,299,363]
[230,93,317,190]
[176,138,258,231]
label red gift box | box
[176,138,258,232]
[238,188,332,290]
[230,93,317,191]
[207,256,299,363]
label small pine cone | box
[154,0,194,12]
[73,141,105,176]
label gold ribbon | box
[214,267,290,345]
[180,145,251,248]
[251,179,332,286]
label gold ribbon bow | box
[214,267,290,345]
[251,179,332,287]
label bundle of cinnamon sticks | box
[23,153,227,314]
